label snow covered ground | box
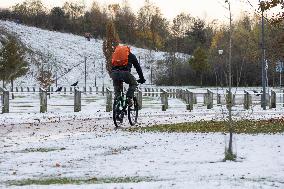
[1,20,284,189]
[1,95,284,188]
[0,108,284,189]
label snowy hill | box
[0,20,188,87]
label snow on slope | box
[0,20,187,87]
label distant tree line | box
[0,0,283,87]
[155,14,283,87]
[0,0,214,53]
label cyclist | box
[111,45,146,106]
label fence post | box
[89,86,92,94]
[47,86,51,99]
[226,89,232,109]
[63,87,66,94]
[27,87,30,92]
[193,93,197,104]
[143,88,147,96]
[283,90,284,107]
[74,88,81,112]
[261,92,269,109]
[1,87,9,113]
[203,92,207,105]
[137,89,143,110]
[270,90,276,109]
[106,88,112,112]
[226,89,236,108]
[186,90,194,111]
[244,90,252,110]
[11,87,15,99]
[207,89,213,109]
[15,87,18,92]
[217,93,221,105]
[156,88,159,97]
[102,85,105,96]
[175,89,178,98]
[39,88,47,113]
[181,90,185,101]
[161,89,168,111]
[179,89,182,99]
[20,87,23,92]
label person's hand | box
[137,78,146,84]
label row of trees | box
[0,0,213,54]
[0,0,283,87]
[155,13,283,86]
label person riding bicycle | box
[111,45,146,106]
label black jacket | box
[112,52,144,79]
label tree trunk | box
[11,79,14,99]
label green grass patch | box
[21,147,66,153]
[129,118,284,134]
[14,95,26,99]
[8,176,153,186]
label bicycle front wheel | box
[128,97,138,126]
[113,98,124,128]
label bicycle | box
[112,82,139,128]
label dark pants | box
[111,71,138,98]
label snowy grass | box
[20,147,66,153]
[8,176,154,186]
[129,118,284,134]
[1,119,284,188]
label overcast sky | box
[0,0,262,23]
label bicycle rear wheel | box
[113,98,124,128]
[128,97,138,126]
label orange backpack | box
[112,45,130,67]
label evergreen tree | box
[49,7,66,31]
[0,36,28,88]
[189,47,209,86]
[103,21,120,76]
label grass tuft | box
[224,148,237,161]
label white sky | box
[0,0,262,23]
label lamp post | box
[217,49,224,88]
[259,0,267,110]
[84,56,87,92]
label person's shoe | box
[126,97,133,107]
